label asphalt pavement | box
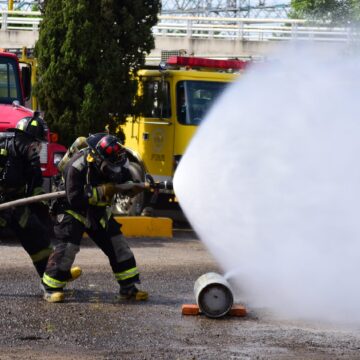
[0,231,360,360]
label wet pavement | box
[0,232,360,359]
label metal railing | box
[0,10,41,31]
[0,10,358,43]
[155,15,359,43]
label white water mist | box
[174,43,360,324]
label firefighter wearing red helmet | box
[41,133,148,303]
[0,116,53,281]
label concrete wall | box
[0,30,348,61]
[152,37,281,59]
[152,36,349,61]
[0,30,38,48]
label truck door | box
[137,77,174,181]
[174,80,228,161]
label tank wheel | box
[112,162,145,216]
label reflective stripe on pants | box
[115,267,139,282]
[43,272,67,289]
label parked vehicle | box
[0,48,66,191]
[115,55,249,215]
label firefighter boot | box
[69,266,82,282]
[119,284,148,301]
[41,267,81,303]
[40,284,64,303]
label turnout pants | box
[42,212,139,291]
[0,206,52,277]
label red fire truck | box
[0,50,66,191]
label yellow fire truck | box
[114,55,249,215]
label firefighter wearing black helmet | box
[0,116,54,280]
[41,133,148,303]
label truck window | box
[0,58,21,104]
[142,80,171,118]
[176,80,228,125]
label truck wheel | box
[112,162,145,216]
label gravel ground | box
[0,232,360,359]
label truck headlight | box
[54,152,64,166]
[39,142,48,164]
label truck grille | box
[161,49,186,62]
[39,142,48,164]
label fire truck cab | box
[0,49,66,192]
[117,55,248,215]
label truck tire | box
[112,162,145,216]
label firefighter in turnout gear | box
[0,117,74,282]
[41,133,148,303]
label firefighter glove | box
[121,182,144,198]
[96,183,117,202]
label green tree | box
[34,0,160,146]
[290,0,360,24]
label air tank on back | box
[57,136,88,173]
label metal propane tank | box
[194,272,234,318]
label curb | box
[114,216,173,238]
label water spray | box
[174,44,360,324]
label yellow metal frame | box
[19,47,38,110]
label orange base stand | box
[181,304,247,317]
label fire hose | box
[0,180,173,211]
[0,190,66,211]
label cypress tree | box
[35,0,160,146]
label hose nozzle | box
[145,174,173,191]
[154,180,173,191]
